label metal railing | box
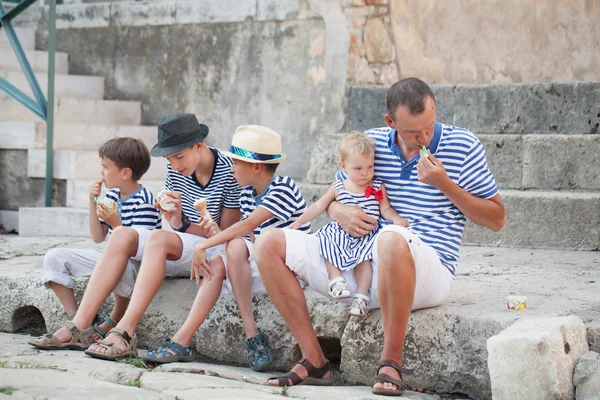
[0,0,57,206]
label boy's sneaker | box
[246,329,273,371]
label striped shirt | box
[101,185,162,232]
[165,147,242,226]
[239,175,310,237]
[337,123,498,275]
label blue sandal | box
[142,339,194,364]
[246,329,272,371]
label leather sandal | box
[84,328,137,361]
[268,358,334,386]
[371,359,414,396]
[92,315,118,339]
[28,321,96,351]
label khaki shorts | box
[283,225,453,310]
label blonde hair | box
[338,131,376,164]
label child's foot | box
[328,277,351,299]
[349,294,369,318]
[246,329,272,371]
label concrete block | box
[487,316,589,400]
[463,190,600,250]
[349,83,600,136]
[573,351,600,400]
[0,121,36,150]
[0,42,69,74]
[305,133,344,184]
[0,94,142,125]
[27,148,168,180]
[0,70,104,99]
[523,134,600,190]
[257,0,301,21]
[0,27,35,50]
[66,179,165,208]
[19,207,89,237]
[479,134,522,190]
[33,123,157,150]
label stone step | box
[26,148,167,180]
[0,27,35,50]
[297,183,600,251]
[304,133,600,191]
[349,82,600,135]
[0,69,104,99]
[66,179,165,208]
[0,120,157,150]
[0,236,598,400]
[0,42,69,74]
[0,93,142,125]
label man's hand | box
[191,245,211,284]
[96,203,119,227]
[416,150,452,189]
[196,215,220,238]
[89,180,102,203]
[330,202,378,238]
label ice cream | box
[97,198,116,210]
[193,198,212,222]
[156,190,176,211]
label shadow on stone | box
[292,337,342,364]
[12,306,47,336]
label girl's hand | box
[393,217,410,228]
[191,245,211,284]
[96,203,119,227]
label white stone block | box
[487,316,589,400]
[574,351,600,400]
[0,27,35,50]
[0,42,69,74]
[0,121,36,150]
[0,70,104,99]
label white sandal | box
[349,293,370,318]
[328,277,351,299]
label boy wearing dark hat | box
[30,114,242,355]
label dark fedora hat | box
[151,113,209,157]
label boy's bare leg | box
[353,260,372,296]
[372,232,416,393]
[49,283,78,317]
[325,260,342,281]
[254,229,331,386]
[171,256,226,346]
[31,227,139,345]
[87,230,184,355]
[225,239,256,337]
[94,295,130,335]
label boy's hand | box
[89,180,102,203]
[393,217,410,228]
[96,203,119,227]
[197,215,219,238]
[158,191,184,229]
[191,245,211,285]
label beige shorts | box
[283,225,453,310]
[135,228,218,278]
[220,238,266,295]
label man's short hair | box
[99,137,151,181]
[387,77,436,118]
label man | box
[253,77,505,395]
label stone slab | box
[349,83,600,136]
[0,43,69,74]
[573,351,600,400]
[0,121,36,150]
[0,27,36,50]
[18,207,89,237]
[487,317,588,400]
[0,94,142,125]
[0,70,105,100]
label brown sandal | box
[28,321,96,351]
[371,359,414,396]
[84,328,137,361]
[268,358,334,386]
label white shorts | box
[220,238,266,294]
[284,225,453,310]
[135,228,218,278]
[42,248,138,298]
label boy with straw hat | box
[142,125,312,373]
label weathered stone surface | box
[286,385,441,399]
[463,190,600,250]
[364,18,395,63]
[349,83,600,136]
[478,134,522,189]
[573,351,600,400]
[296,183,330,231]
[523,134,600,190]
[487,317,589,400]
[159,362,272,385]
[304,133,345,184]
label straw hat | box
[222,125,286,164]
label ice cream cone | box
[193,198,212,222]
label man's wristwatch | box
[174,214,191,233]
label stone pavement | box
[0,333,441,400]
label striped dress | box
[316,178,382,271]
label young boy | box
[41,137,162,335]
[141,125,310,371]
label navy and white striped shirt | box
[102,185,162,233]
[337,123,499,275]
[239,175,310,237]
[165,147,241,225]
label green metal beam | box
[0,77,46,120]
[0,0,38,22]
[45,0,56,207]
